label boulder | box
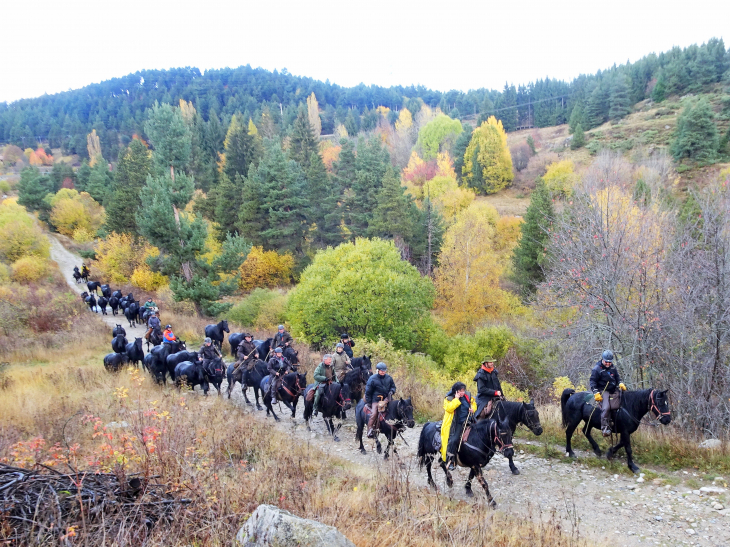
[699,486,726,495]
[698,439,722,450]
[236,504,355,547]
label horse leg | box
[582,422,603,457]
[475,468,496,508]
[565,417,581,458]
[426,456,437,489]
[375,438,382,454]
[465,468,475,497]
[618,432,639,474]
[254,387,263,411]
[439,459,454,488]
[266,398,280,422]
[331,419,341,442]
[357,418,367,454]
[384,439,392,460]
[508,452,520,475]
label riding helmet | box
[278,325,285,330]
[336,342,344,348]
[341,333,349,339]
[166,324,172,329]
[204,337,212,344]
[602,350,614,362]
[274,347,283,353]
[376,362,387,371]
[244,333,252,338]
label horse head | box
[296,372,307,394]
[362,355,372,369]
[338,383,352,411]
[359,366,372,385]
[220,320,229,333]
[397,397,415,428]
[650,389,671,425]
[495,416,514,459]
[522,399,543,435]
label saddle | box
[461,426,472,443]
[306,389,315,403]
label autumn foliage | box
[238,246,294,290]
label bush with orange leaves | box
[94,232,167,289]
[238,246,294,290]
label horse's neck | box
[626,389,652,421]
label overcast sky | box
[2,0,728,103]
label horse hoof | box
[446,478,453,489]
[605,450,613,460]
[274,417,281,422]
[376,446,382,454]
[465,489,473,498]
[333,436,340,442]
[511,468,521,475]
[629,464,640,474]
[428,480,437,490]
[360,448,367,454]
[489,500,497,509]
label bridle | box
[519,404,542,433]
[649,389,670,420]
[491,421,513,453]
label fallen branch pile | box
[0,463,191,545]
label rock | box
[654,515,663,521]
[105,421,129,429]
[627,485,636,490]
[685,528,696,535]
[699,486,726,495]
[236,504,355,547]
[712,502,724,510]
[693,490,701,495]
[699,439,722,449]
[636,477,645,483]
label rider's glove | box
[494,390,501,397]
[619,383,627,391]
[594,392,603,402]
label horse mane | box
[620,389,652,419]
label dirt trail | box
[49,236,146,340]
[51,236,729,547]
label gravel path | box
[51,235,729,547]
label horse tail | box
[561,388,576,429]
[417,423,432,469]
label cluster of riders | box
[86,265,672,504]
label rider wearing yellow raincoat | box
[441,382,476,469]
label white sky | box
[1,0,728,103]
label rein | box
[619,389,669,428]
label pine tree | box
[104,138,151,236]
[221,114,259,180]
[368,166,417,243]
[289,107,319,170]
[584,83,609,129]
[346,138,389,238]
[214,172,246,238]
[452,124,472,182]
[497,83,518,132]
[17,167,54,213]
[671,97,719,162]
[571,124,585,149]
[512,179,554,297]
[609,74,631,121]
[86,160,113,205]
[307,152,343,248]
[568,103,584,133]
[651,71,667,103]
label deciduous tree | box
[462,117,514,194]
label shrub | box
[227,288,284,327]
[443,325,516,376]
[551,376,587,402]
[502,381,530,402]
[11,257,51,283]
[510,142,532,171]
[130,265,168,291]
[239,246,294,290]
[0,181,10,194]
[0,199,50,262]
[0,263,9,284]
[543,160,578,197]
[48,189,105,237]
[72,227,95,243]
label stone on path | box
[698,439,722,449]
[236,504,355,547]
[699,486,726,495]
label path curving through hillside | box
[50,234,729,547]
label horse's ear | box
[529,398,535,406]
[661,389,669,396]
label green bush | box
[227,288,286,328]
[0,181,10,194]
[443,325,515,376]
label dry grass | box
[0,347,586,546]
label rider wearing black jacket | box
[474,357,503,417]
[590,350,626,436]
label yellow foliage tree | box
[423,176,475,223]
[87,130,102,166]
[375,106,391,118]
[434,201,521,334]
[462,116,514,194]
[543,160,578,197]
[130,247,168,290]
[307,92,322,139]
[94,232,138,283]
[395,108,413,134]
[0,198,49,262]
[334,123,348,140]
[436,151,457,179]
[239,246,294,290]
[248,118,259,137]
[11,256,51,283]
[179,99,196,125]
[48,189,105,237]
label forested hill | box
[1,38,728,162]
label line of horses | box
[80,281,153,328]
[93,298,672,506]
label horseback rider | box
[81,265,90,278]
[273,325,293,351]
[143,298,157,311]
[441,381,476,470]
[162,325,177,345]
[340,333,355,359]
[312,354,336,417]
[474,357,503,418]
[145,311,161,340]
[266,347,291,402]
[234,333,259,379]
[199,337,221,368]
[590,350,627,436]
[364,362,396,438]
[332,342,351,383]
[73,266,80,274]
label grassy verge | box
[0,351,586,546]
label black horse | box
[255,338,274,359]
[204,320,229,351]
[97,296,108,315]
[477,399,543,475]
[203,357,226,395]
[112,333,128,354]
[226,359,268,408]
[303,382,352,441]
[86,281,101,295]
[340,364,371,419]
[72,268,82,284]
[166,350,199,380]
[112,290,123,299]
[147,328,163,351]
[355,398,415,459]
[125,338,144,368]
[174,361,210,395]
[109,296,119,315]
[417,417,514,506]
[147,340,187,384]
[228,332,245,357]
[85,294,97,313]
[261,371,307,421]
[112,324,126,338]
[100,284,112,298]
[561,388,671,473]
[124,301,139,328]
[103,352,128,373]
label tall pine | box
[609,74,631,121]
[289,107,318,170]
[104,138,151,236]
